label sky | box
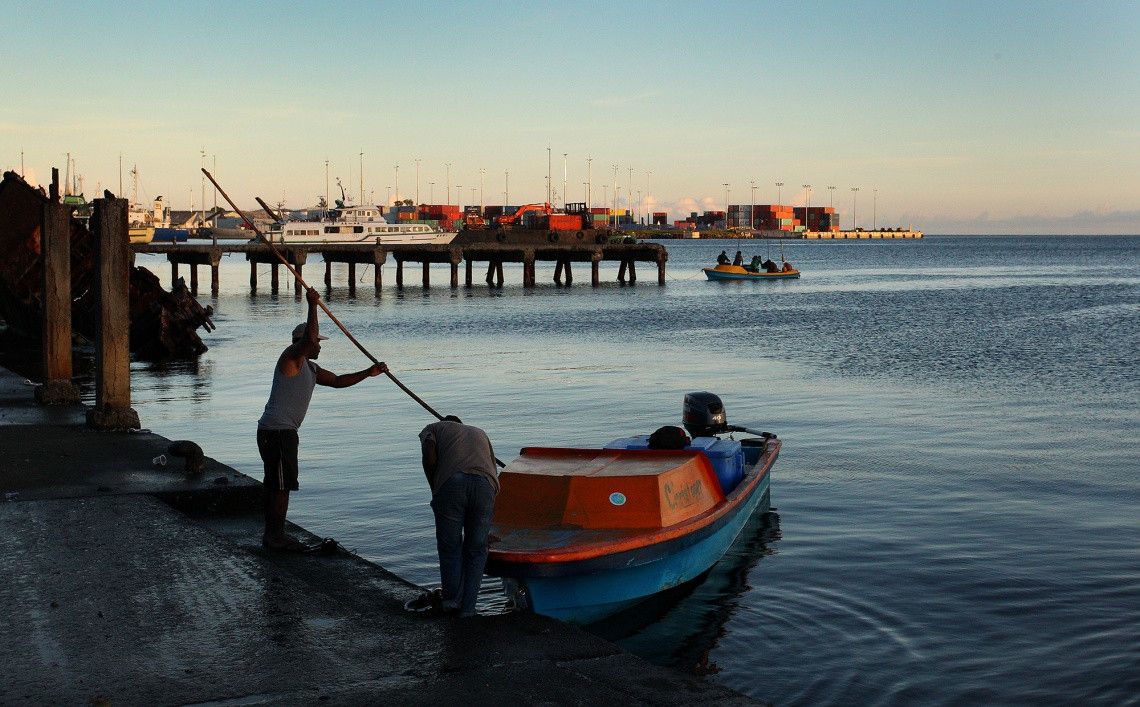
[3,0,1138,234]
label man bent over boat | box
[257,287,386,552]
[420,416,500,616]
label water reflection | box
[588,508,782,674]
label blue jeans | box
[430,473,495,616]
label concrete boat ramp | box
[0,367,757,705]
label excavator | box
[494,202,553,227]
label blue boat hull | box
[505,472,770,624]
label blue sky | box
[3,0,1138,233]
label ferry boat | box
[486,392,779,624]
[266,202,456,246]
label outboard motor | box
[683,392,728,437]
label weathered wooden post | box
[249,259,258,291]
[591,251,601,287]
[209,248,220,296]
[373,249,385,295]
[396,257,404,289]
[347,262,356,296]
[270,261,279,292]
[189,263,199,295]
[171,260,180,287]
[36,170,80,405]
[450,255,460,289]
[657,250,666,286]
[87,195,140,430]
[464,255,473,288]
[523,250,535,288]
[292,250,307,297]
[210,247,221,296]
[324,260,333,287]
[422,260,430,289]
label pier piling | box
[36,171,80,405]
[88,196,140,430]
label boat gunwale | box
[487,440,779,568]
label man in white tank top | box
[257,287,387,551]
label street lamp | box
[479,168,485,213]
[429,182,434,203]
[873,189,878,230]
[504,170,509,207]
[802,184,812,233]
[562,152,568,207]
[415,158,421,205]
[394,164,399,204]
[586,156,593,209]
[775,181,784,205]
[851,187,859,230]
[723,183,730,229]
[750,180,756,231]
[358,152,364,205]
[827,185,836,208]
[445,163,452,205]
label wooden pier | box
[131,241,668,296]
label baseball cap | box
[292,323,329,342]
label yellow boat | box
[703,263,800,280]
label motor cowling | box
[683,391,728,437]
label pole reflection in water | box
[586,506,782,675]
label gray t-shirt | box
[419,421,499,495]
[258,359,318,430]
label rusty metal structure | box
[0,171,214,360]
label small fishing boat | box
[486,392,779,624]
[703,262,800,280]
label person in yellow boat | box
[746,255,763,272]
[420,416,500,617]
[717,250,730,265]
[732,250,743,266]
[782,261,795,273]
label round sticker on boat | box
[609,492,627,506]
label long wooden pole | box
[202,169,446,423]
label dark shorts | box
[257,428,300,491]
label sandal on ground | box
[261,534,311,553]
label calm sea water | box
[124,235,1138,705]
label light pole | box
[851,187,859,230]
[394,164,399,204]
[586,157,593,209]
[445,163,452,205]
[637,189,642,225]
[647,170,652,220]
[802,184,812,232]
[612,165,619,229]
[750,180,756,231]
[546,146,552,205]
[358,152,364,205]
[386,185,391,205]
[504,170,509,207]
[873,189,878,230]
[415,158,421,205]
[429,182,434,203]
[562,152,567,207]
[325,160,330,213]
[827,185,836,208]
[775,181,784,205]
[723,183,730,229]
[200,148,206,229]
[479,168,485,213]
[470,186,476,205]
[456,185,462,208]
